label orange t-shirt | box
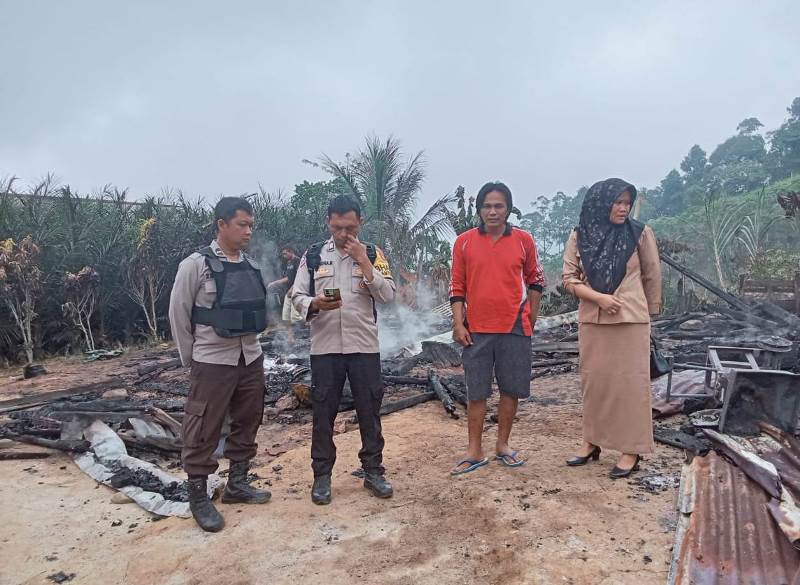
[449,226,546,335]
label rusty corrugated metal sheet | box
[762,423,800,504]
[705,429,800,549]
[670,452,800,585]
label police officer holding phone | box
[292,195,395,504]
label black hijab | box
[575,178,644,295]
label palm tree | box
[318,135,455,270]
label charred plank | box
[428,371,459,419]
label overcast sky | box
[1,1,798,214]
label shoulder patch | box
[374,248,393,279]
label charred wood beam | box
[530,364,576,378]
[0,450,52,460]
[347,390,436,423]
[531,342,579,354]
[135,358,182,377]
[752,300,800,331]
[716,306,780,330]
[143,384,189,397]
[380,391,436,416]
[653,312,708,331]
[653,426,711,455]
[133,358,183,384]
[0,379,124,414]
[383,356,422,376]
[440,379,468,406]
[419,341,462,367]
[532,358,575,368]
[47,411,146,423]
[660,254,749,310]
[0,432,90,453]
[661,331,720,340]
[117,430,182,453]
[49,400,144,413]
[383,375,428,386]
[1,427,61,438]
[143,407,183,436]
[46,399,184,415]
[428,371,459,419]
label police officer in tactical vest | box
[168,196,271,532]
[292,195,396,504]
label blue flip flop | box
[450,457,489,476]
[495,450,525,467]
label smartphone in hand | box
[323,288,342,301]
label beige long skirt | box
[578,322,654,454]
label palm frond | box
[319,154,361,200]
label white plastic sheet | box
[72,420,222,518]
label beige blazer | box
[562,225,662,324]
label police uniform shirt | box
[168,240,265,367]
[292,239,395,355]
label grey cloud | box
[1,1,798,212]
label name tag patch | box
[314,266,332,277]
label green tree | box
[450,186,477,235]
[767,97,800,180]
[680,145,708,183]
[657,169,684,215]
[737,117,764,135]
[288,179,350,247]
[709,134,766,166]
[706,159,768,195]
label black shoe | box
[609,455,641,479]
[312,475,332,505]
[222,460,271,504]
[566,446,601,466]
[363,473,393,499]
[187,476,225,532]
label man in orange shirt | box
[449,182,545,475]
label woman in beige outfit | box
[562,178,662,478]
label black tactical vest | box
[190,247,268,338]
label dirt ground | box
[1,356,683,585]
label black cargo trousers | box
[310,353,385,478]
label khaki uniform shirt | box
[562,225,662,324]
[292,239,395,355]
[168,240,264,367]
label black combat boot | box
[311,475,332,505]
[187,476,225,532]
[363,473,393,498]
[222,460,271,504]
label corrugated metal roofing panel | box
[670,452,800,585]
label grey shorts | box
[462,333,532,400]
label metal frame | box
[664,345,783,403]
